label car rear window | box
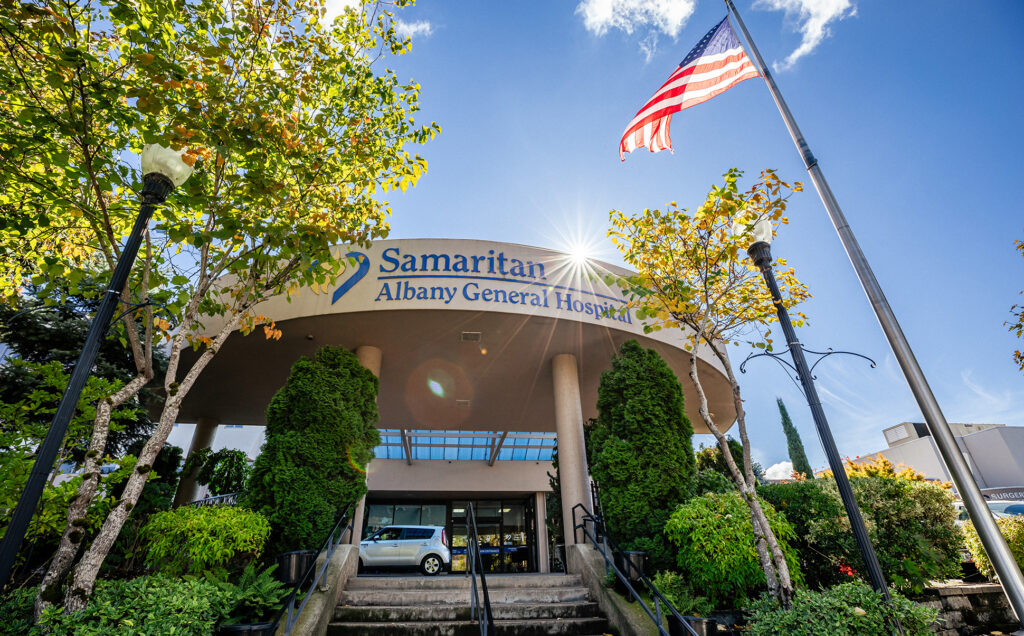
[403,528,435,540]
[1003,504,1024,516]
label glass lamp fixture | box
[141,144,194,188]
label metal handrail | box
[465,503,495,636]
[188,492,240,507]
[269,502,354,635]
[572,503,701,636]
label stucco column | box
[535,491,550,573]
[173,416,219,507]
[350,346,381,544]
[552,353,590,545]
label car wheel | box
[420,554,442,576]
[358,558,365,574]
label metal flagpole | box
[725,0,1024,627]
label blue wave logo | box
[332,252,370,304]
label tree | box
[608,168,810,607]
[1008,236,1024,370]
[778,399,812,478]
[244,346,380,554]
[0,281,167,460]
[696,438,764,483]
[0,0,436,614]
[588,340,696,570]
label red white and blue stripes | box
[619,16,759,160]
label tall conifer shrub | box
[245,346,380,553]
[589,340,696,569]
[778,399,813,478]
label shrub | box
[651,570,713,617]
[745,581,938,635]
[182,448,251,496]
[37,575,231,635]
[203,563,290,625]
[588,340,696,570]
[695,439,765,483]
[0,587,40,635]
[961,516,1024,579]
[663,491,801,607]
[759,474,962,593]
[245,346,380,553]
[758,479,848,588]
[695,469,734,496]
[140,505,270,575]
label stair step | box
[334,601,603,622]
[339,586,591,606]
[327,617,610,636]
[348,574,583,590]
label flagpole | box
[725,0,1024,625]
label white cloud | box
[765,460,794,480]
[323,0,359,25]
[576,0,697,60]
[755,0,856,70]
[395,19,433,40]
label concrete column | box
[173,416,219,507]
[355,345,382,378]
[535,491,550,573]
[552,353,590,545]
[351,345,381,544]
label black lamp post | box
[0,144,193,588]
[742,217,892,600]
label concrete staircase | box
[329,573,610,635]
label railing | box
[465,503,496,636]
[572,503,702,636]
[269,502,354,635]
[188,492,240,507]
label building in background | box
[856,422,1024,500]
[169,238,737,573]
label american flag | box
[619,16,759,160]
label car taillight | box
[441,529,447,546]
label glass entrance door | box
[450,499,532,573]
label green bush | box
[203,563,290,625]
[245,346,380,554]
[961,516,1024,579]
[759,475,961,592]
[0,587,39,635]
[758,479,848,588]
[651,570,713,617]
[588,340,696,570]
[745,581,938,635]
[37,575,231,635]
[182,448,251,496]
[695,469,734,496]
[663,491,801,607]
[140,505,270,575]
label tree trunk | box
[35,372,151,620]
[61,312,243,612]
[687,350,793,609]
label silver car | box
[359,525,451,575]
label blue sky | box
[360,0,1024,474]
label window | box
[375,527,402,541]
[403,528,434,540]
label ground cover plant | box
[745,580,938,636]
[588,340,696,570]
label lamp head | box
[141,144,194,188]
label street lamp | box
[740,216,893,600]
[0,144,193,588]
